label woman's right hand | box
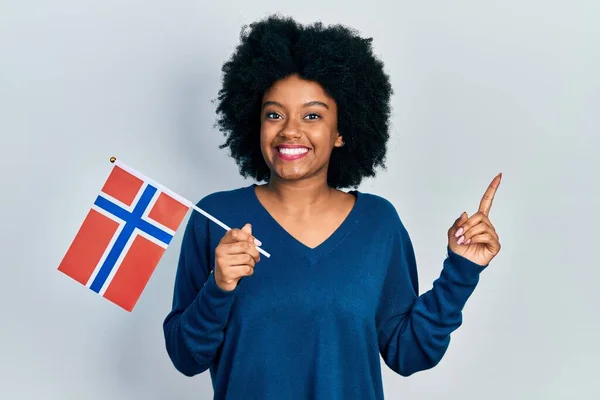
[214,223,261,292]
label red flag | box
[58,159,190,311]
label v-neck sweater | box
[163,185,487,400]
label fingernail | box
[465,239,471,244]
[457,236,464,245]
[455,227,463,237]
[254,238,262,247]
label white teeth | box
[278,147,308,155]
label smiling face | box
[260,74,344,185]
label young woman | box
[163,15,502,400]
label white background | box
[1,1,598,399]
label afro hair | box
[215,15,393,189]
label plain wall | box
[1,0,598,399]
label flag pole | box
[109,157,271,258]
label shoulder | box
[194,185,253,210]
[354,190,410,235]
[185,185,255,231]
[356,191,401,220]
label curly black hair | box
[215,15,393,189]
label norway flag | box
[58,160,190,311]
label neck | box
[263,175,334,217]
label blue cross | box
[89,184,173,293]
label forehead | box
[262,74,333,104]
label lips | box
[275,145,310,161]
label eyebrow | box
[261,100,329,110]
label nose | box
[278,118,302,140]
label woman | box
[163,15,502,400]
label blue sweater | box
[163,185,486,399]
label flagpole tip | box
[109,156,116,163]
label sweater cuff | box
[203,270,238,300]
[444,245,487,286]
[181,271,236,331]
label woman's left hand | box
[448,173,502,266]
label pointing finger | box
[241,223,254,244]
[241,223,262,246]
[478,173,502,216]
[220,226,251,244]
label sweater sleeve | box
[162,206,236,377]
[376,215,487,377]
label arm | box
[162,209,236,377]
[376,219,487,377]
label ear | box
[333,133,344,148]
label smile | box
[276,146,310,161]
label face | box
[260,74,343,184]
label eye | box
[304,113,321,120]
[265,112,282,120]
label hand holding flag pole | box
[57,156,270,312]
[107,157,270,259]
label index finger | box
[220,228,251,244]
[478,173,502,215]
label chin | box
[271,167,309,182]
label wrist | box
[213,270,238,292]
[216,281,237,292]
[444,245,487,286]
